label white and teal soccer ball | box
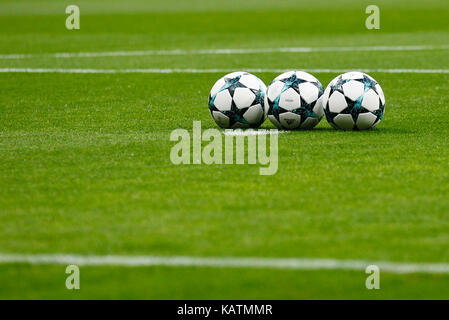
[208,71,268,129]
[322,71,386,130]
[266,71,324,130]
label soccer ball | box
[266,71,324,130]
[208,71,268,129]
[322,71,385,130]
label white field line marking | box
[1,45,449,59]
[1,68,448,74]
[1,254,449,274]
[222,129,288,136]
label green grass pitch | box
[0,0,448,299]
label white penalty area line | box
[1,68,448,74]
[1,254,449,274]
[1,44,449,59]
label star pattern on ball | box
[324,73,385,129]
[267,76,324,128]
[359,75,385,121]
[372,103,385,122]
[222,101,249,127]
[330,75,352,94]
[208,93,216,111]
[325,94,369,123]
[341,95,365,122]
[209,74,268,129]
[280,73,308,94]
[219,75,247,96]
[268,96,281,118]
[250,86,265,107]
[296,97,318,119]
[360,74,378,93]
[339,75,380,121]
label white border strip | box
[1,68,448,74]
[1,254,449,274]
[1,45,449,59]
